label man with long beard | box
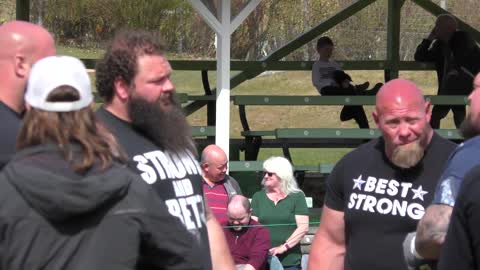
[95,30,234,270]
[403,74,480,270]
[308,79,456,270]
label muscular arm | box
[205,201,235,270]
[415,204,453,259]
[307,206,345,270]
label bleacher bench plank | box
[191,126,215,137]
[275,128,462,140]
[234,95,468,106]
[229,161,334,174]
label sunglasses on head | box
[264,171,275,177]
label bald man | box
[308,79,456,270]
[414,14,471,129]
[401,74,480,269]
[223,195,270,270]
[0,21,56,169]
[201,144,242,224]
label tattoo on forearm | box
[416,206,452,257]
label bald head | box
[201,144,229,184]
[227,195,251,213]
[376,79,425,113]
[227,195,252,231]
[201,144,227,163]
[0,21,56,113]
[374,79,433,168]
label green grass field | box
[60,46,459,165]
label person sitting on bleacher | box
[201,144,243,224]
[223,195,270,270]
[311,36,382,129]
[251,156,309,270]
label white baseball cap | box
[25,55,93,112]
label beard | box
[391,139,425,169]
[128,91,197,156]
[460,113,480,140]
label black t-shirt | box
[325,133,456,270]
[0,101,22,170]
[438,165,480,270]
[96,107,212,270]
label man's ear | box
[14,54,29,78]
[113,78,130,101]
[425,101,432,123]
[373,109,380,127]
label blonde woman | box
[251,156,309,270]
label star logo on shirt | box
[411,185,428,201]
[352,175,366,190]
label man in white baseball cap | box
[25,55,93,112]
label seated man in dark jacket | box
[224,195,271,270]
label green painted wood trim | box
[276,128,382,139]
[82,59,435,71]
[229,160,264,171]
[386,0,404,80]
[275,128,461,140]
[228,160,331,173]
[411,0,480,42]
[425,95,469,105]
[233,95,467,106]
[16,0,30,21]
[191,126,216,137]
[241,130,276,137]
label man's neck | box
[104,103,131,123]
[0,96,22,114]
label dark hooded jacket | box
[0,144,203,270]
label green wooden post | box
[385,0,404,81]
[16,0,30,21]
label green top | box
[251,190,308,267]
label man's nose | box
[162,79,174,93]
[398,123,411,138]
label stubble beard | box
[460,113,480,140]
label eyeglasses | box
[264,171,275,177]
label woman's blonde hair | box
[262,156,302,195]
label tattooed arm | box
[415,204,453,259]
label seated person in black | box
[312,36,382,128]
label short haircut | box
[96,30,166,103]
[316,36,334,50]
